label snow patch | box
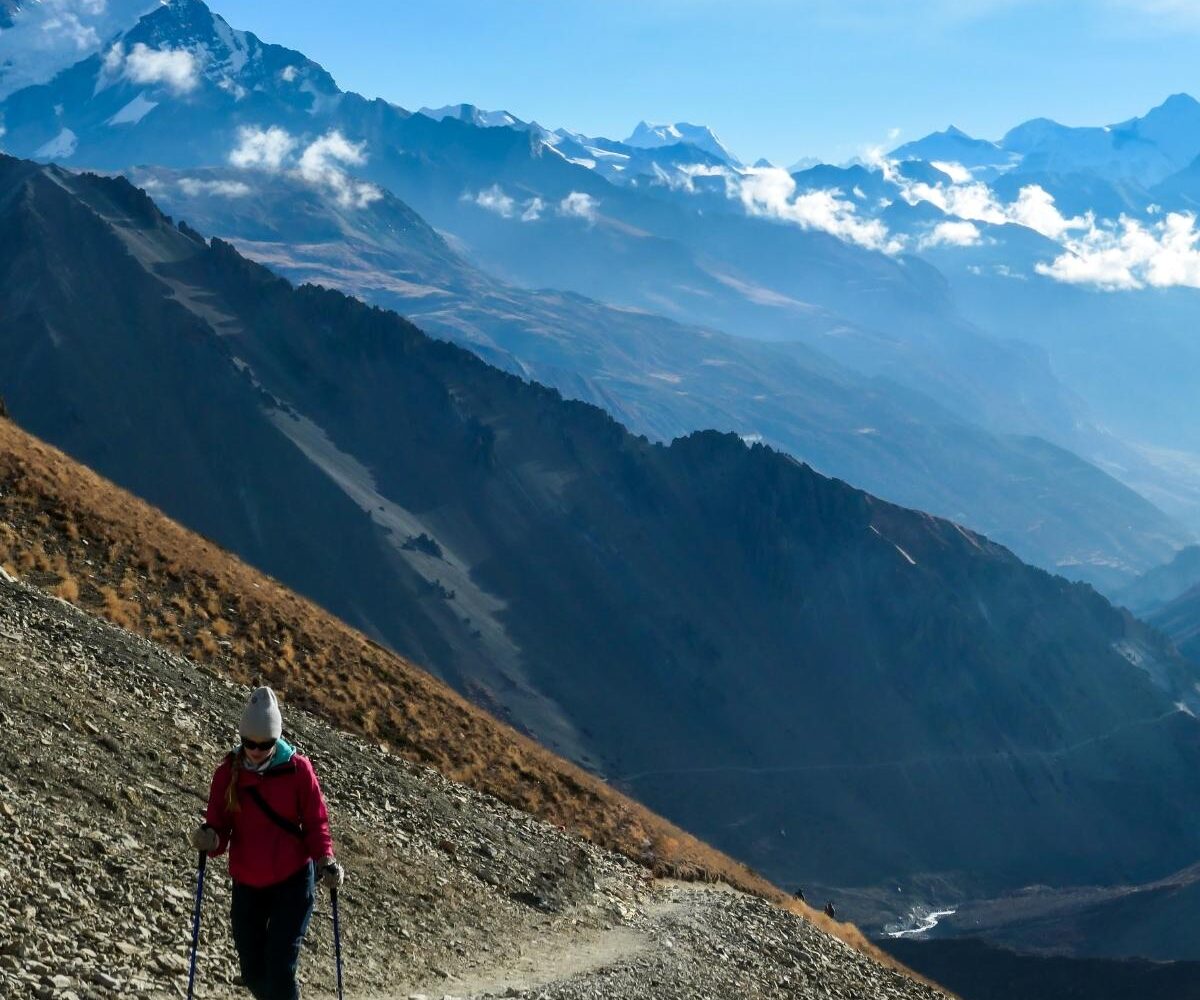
[210,13,250,76]
[107,92,157,126]
[869,525,917,565]
[35,127,77,159]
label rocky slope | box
[0,573,946,1000]
[6,157,1200,912]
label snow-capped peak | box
[624,120,741,166]
[419,103,525,130]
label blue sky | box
[208,0,1200,166]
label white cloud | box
[228,126,380,208]
[1037,211,1200,290]
[123,42,200,94]
[470,184,516,218]
[296,130,382,208]
[178,177,252,198]
[865,148,1200,290]
[280,65,299,83]
[39,10,99,51]
[920,220,983,248]
[892,163,1091,241]
[1008,184,1092,240]
[229,125,297,171]
[930,160,972,184]
[103,42,124,73]
[558,191,599,222]
[521,197,545,222]
[735,166,904,253]
[465,187,549,222]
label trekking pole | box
[331,886,345,1000]
[186,849,207,1000]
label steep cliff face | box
[4,155,1200,905]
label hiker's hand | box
[318,858,344,890]
[190,825,219,853]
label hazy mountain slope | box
[137,164,1190,586]
[5,157,1200,915]
[1149,586,1200,664]
[1115,546,1200,615]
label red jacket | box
[203,746,335,888]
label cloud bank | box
[736,167,904,253]
[1037,211,1200,290]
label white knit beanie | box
[240,686,283,741]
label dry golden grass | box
[0,418,944,990]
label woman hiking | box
[189,686,345,1000]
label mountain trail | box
[0,573,946,999]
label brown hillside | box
[0,416,931,980]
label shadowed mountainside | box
[4,155,1200,914]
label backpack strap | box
[244,785,305,840]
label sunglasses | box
[241,737,277,752]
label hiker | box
[792,887,806,903]
[189,686,345,1000]
[823,900,836,919]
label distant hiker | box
[189,687,345,1000]
[823,900,836,919]
[792,887,806,903]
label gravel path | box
[0,575,948,1000]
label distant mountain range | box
[892,94,1200,187]
[129,161,1190,588]
[2,0,1193,590]
[7,155,1200,923]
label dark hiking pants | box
[231,861,315,1000]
